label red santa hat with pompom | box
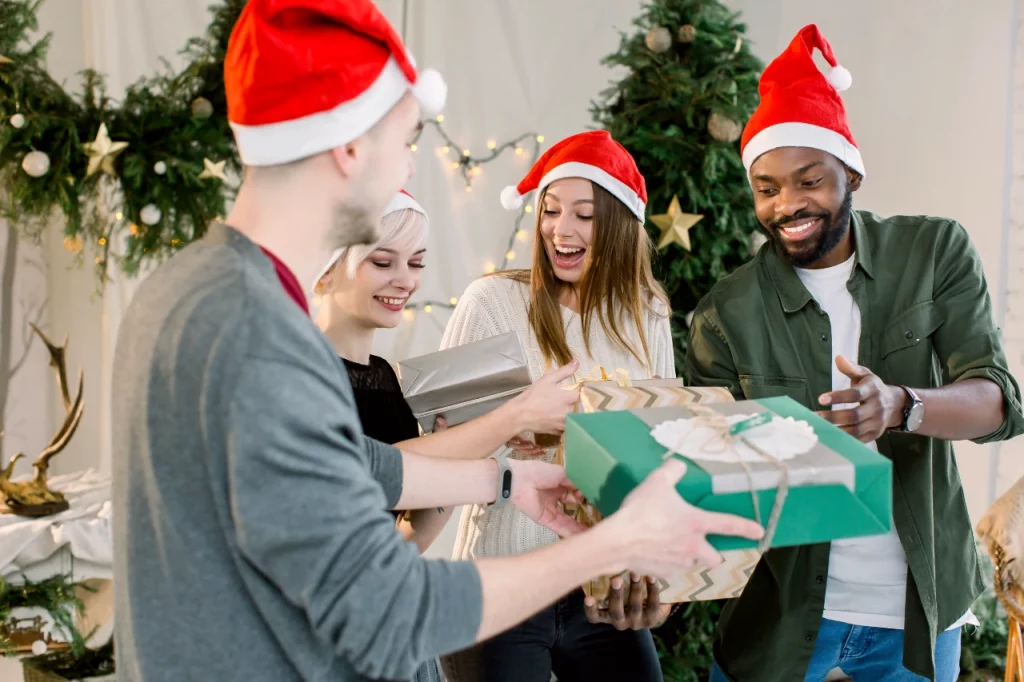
[741,24,864,178]
[312,190,428,291]
[499,130,647,221]
[225,0,446,167]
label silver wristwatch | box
[895,386,924,433]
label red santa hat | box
[225,0,446,167]
[312,190,428,290]
[740,24,864,178]
[499,130,647,221]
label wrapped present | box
[558,378,760,605]
[398,332,531,433]
[564,394,893,602]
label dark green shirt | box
[686,210,1024,681]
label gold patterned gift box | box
[558,377,762,605]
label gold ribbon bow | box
[660,404,789,554]
[569,366,631,390]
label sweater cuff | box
[363,436,404,508]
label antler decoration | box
[0,324,83,517]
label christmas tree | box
[591,0,765,373]
[590,2,763,678]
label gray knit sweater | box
[111,223,482,681]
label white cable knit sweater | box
[440,275,676,560]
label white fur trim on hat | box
[535,161,646,221]
[231,57,446,166]
[742,122,865,178]
[387,192,428,218]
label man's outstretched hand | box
[584,573,671,631]
[507,460,587,538]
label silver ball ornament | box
[21,150,50,177]
[645,26,672,53]
[140,204,162,226]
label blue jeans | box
[480,588,663,682]
[709,619,961,682]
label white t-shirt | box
[795,254,975,631]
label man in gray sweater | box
[111,2,764,681]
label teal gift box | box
[563,396,893,551]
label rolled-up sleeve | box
[226,357,483,680]
[932,222,1024,443]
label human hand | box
[507,360,580,436]
[584,573,671,631]
[816,355,906,442]
[604,458,764,577]
[432,416,449,432]
[507,459,587,538]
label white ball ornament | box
[10,113,25,128]
[140,203,162,226]
[31,640,48,656]
[153,161,167,175]
[21,150,50,177]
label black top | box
[343,354,419,446]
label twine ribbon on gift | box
[659,405,790,554]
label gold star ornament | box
[82,123,129,177]
[0,55,13,65]
[649,195,703,251]
[198,158,227,181]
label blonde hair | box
[495,182,669,371]
[314,208,428,294]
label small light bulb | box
[484,262,496,273]
[115,211,124,221]
[515,147,523,155]
[487,140,497,150]
[449,297,458,305]
[472,166,482,176]
[516,230,528,242]
[436,114,445,123]
[465,185,473,192]
[524,205,533,213]
[409,144,418,152]
[463,149,471,157]
[536,135,545,143]
[442,145,450,154]
[98,237,107,245]
[94,257,101,264]
[506,250,516,260]
[451,162,460,169]
[403,309,414,321]
[424,304,433,313]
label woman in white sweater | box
[441,131,674,682]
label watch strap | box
[488,456,513,508]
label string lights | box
[401,116,544,318]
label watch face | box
[906,402,925,432]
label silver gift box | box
[398,331,531,433]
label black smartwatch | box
[895,386,924,433]
[489,456,513,508]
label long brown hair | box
[497,182,669,371]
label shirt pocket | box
[879,301,943,385]
[738,374,810,404]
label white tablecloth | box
[0,469,112,584]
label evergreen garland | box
[591,0,764,371]
[0,0,244,284]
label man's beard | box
[328,201,380,252]
[765,187,853,268]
